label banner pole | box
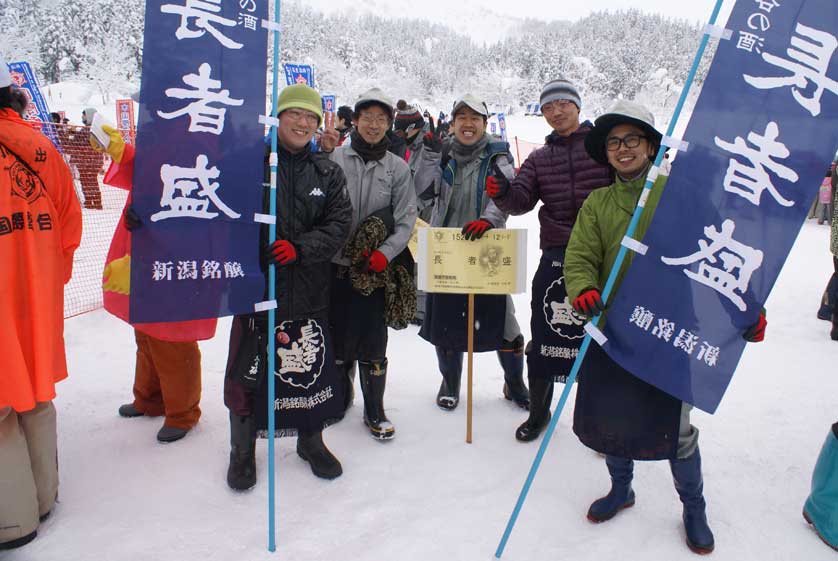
[466,293,475,444]
[493,0,726,556]
[514,136,521,169]
[267,0,282,553]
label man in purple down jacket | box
[488,79,612,443]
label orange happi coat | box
[0,108,82,412]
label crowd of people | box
[1,54,836,555]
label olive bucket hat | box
[584,99,663,166]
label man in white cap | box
[327,87,417,441]
[414,93,529,415]
[0,56,82,550]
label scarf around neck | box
[451,134,490,165]
[350,130,390,162]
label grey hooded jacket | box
[329,143,417,265]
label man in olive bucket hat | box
[564,99,768,554]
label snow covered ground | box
[8,215,837,561]
[7,103,836,560]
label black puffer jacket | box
[261,145,352,320]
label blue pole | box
[494,1,726,557]
[267,0,282,553]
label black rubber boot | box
[435,347,463,410]
[359,359,395,440]
[587,455,636,522]
[337,360,357,413]
[670,447,715,554]
[515,376,554,442]
[819,274,838,320]
[297,430,343,479]
[226,413,256,491]
[499,335,529,410]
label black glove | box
[124,206,142,231]
[422,119,443,153]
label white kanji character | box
[737,30,764,53]
[238,13,258,30]
[743,23,838,116]
[239,0,256,10]
[697,342,721,367]
[662,220,763,312]
[754,0,779,13]
[550,297,585,328]
[151,154,241,222]
[629,306,654,331]
[224,261,245,278]
[157,63,244,135]
[161,0,243,49]
[201,260,222,279]
[177,260,198,279]
[674,329,699,355]
[714,121,798,207]
[652,318,676,342]
[152,261,174,281]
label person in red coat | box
[91,125,217,444]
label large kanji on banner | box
[130,0,269,323]
[602,0,838,413]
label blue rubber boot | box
[587,455,636,522]
[803,428,838,552]
[670,447,715,554]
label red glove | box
[743,311,767,343]
[363,250,388,273]
[485,162,510,198]
[269,240,297,266]
[572,289,605,317]
[461,219,493,241]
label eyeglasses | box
[606,133,647,151]
[283,109,319,125]
[358,115,389,126]
[541,100,575,114]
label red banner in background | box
[114,99,135,144]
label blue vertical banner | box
[7,61,59,147]
[602,0,838,413]
[283,63,313,86]
[490,122,497,135]
[322,94,336,129]
[497,112,508,141]
[129,0,269,323]
[321,94,336,114]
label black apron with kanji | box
[253,318,344,437]
[527,248,586,382]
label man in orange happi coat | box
[92,121,217,444]
[0,60,82,550]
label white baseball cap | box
[0,56,11,89]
